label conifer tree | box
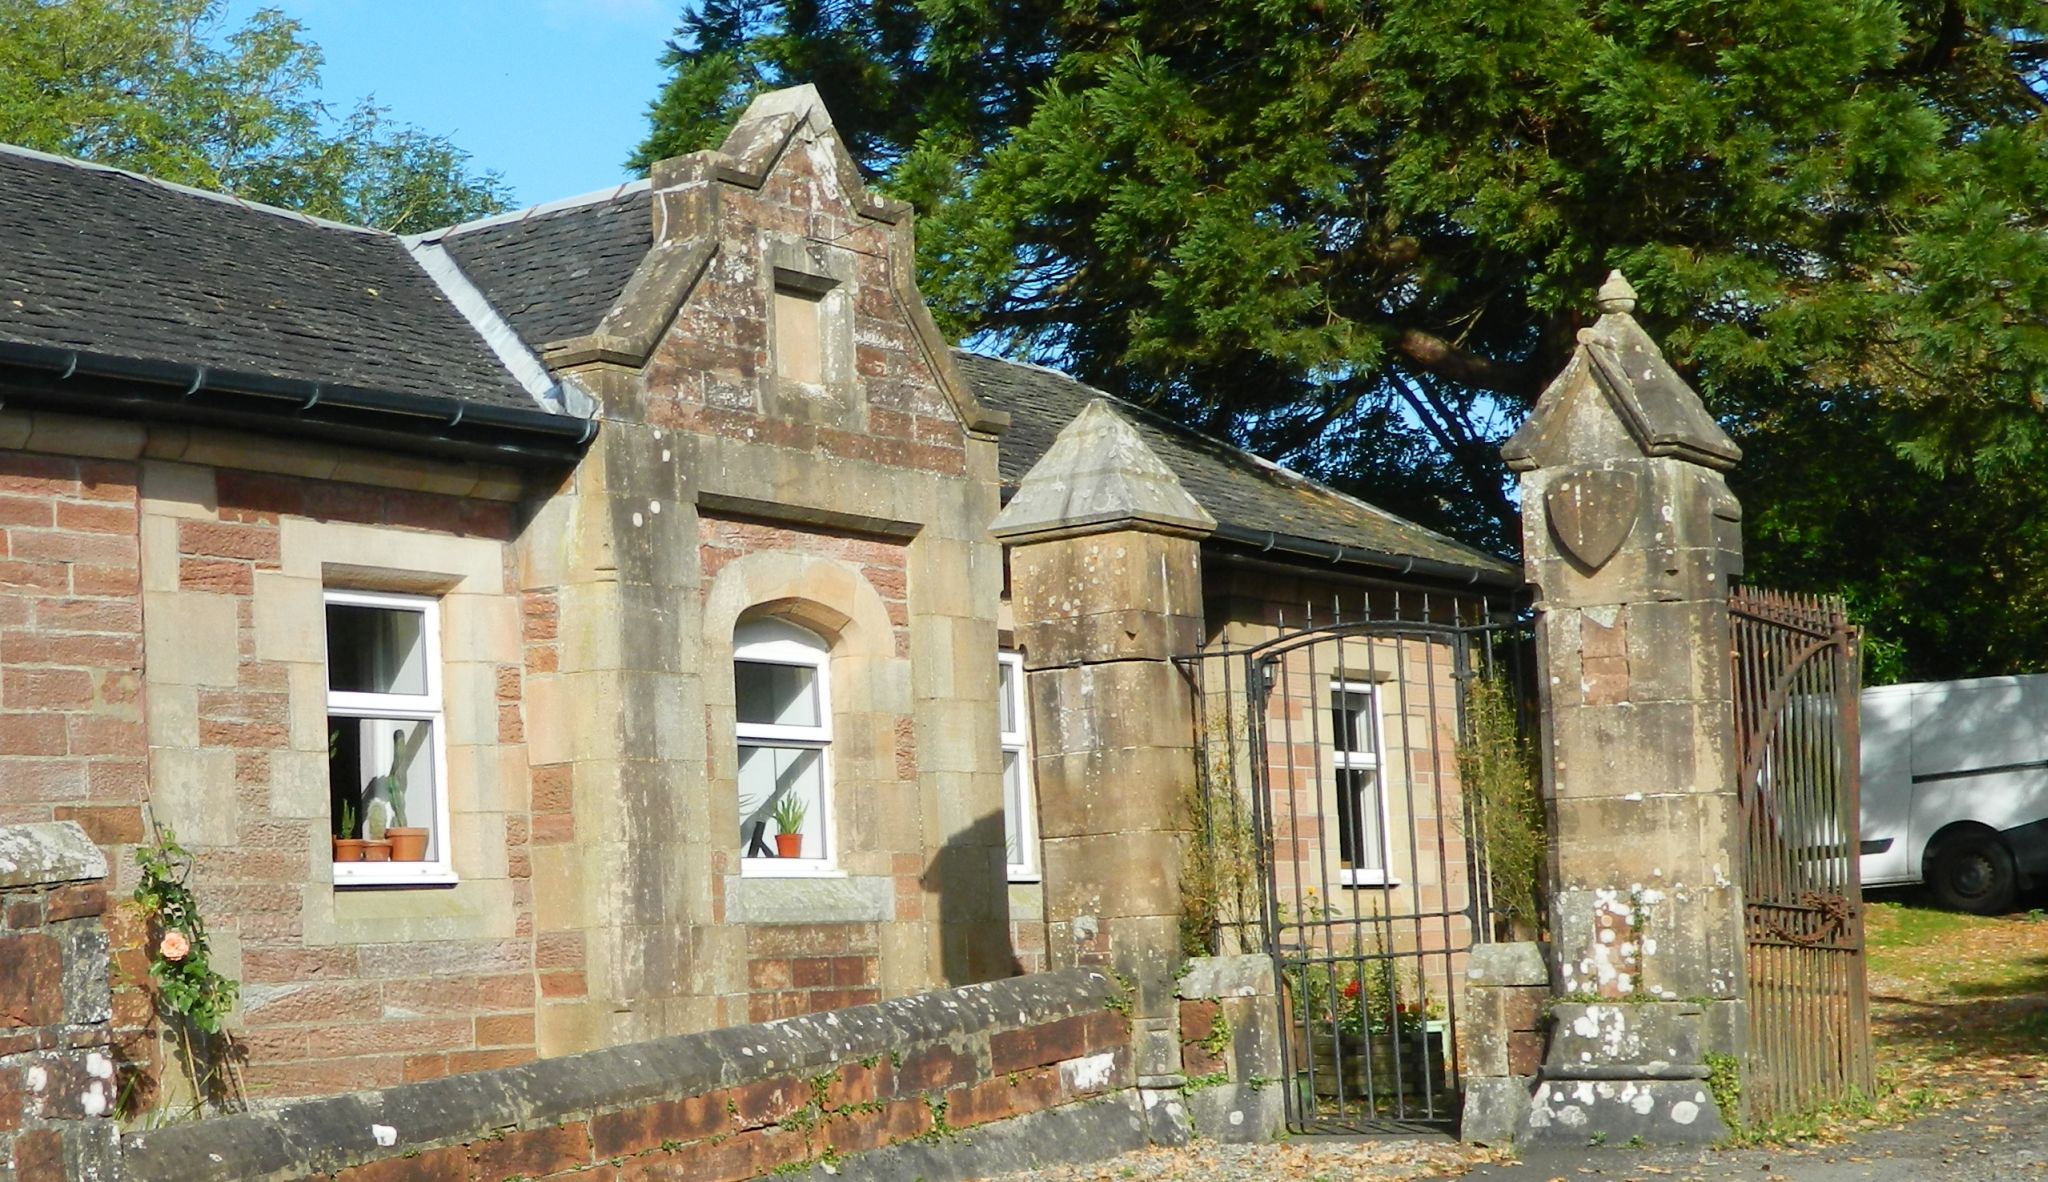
[638,1,2046,679]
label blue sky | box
[221,0,679,207]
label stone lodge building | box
[0,85,1515,1104]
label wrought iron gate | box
[1730,587,1873,1123]
[1186,601,1528,1133]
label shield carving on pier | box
[1546,468,1641,571]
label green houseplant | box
[332,800,365,863]
[771,794,808,859]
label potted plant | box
[771,794,807,859]
[381,767,428,864]
[332,801,366,863]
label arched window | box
[734,617,833,872]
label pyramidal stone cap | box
[1501,269,1741,472]
[990,399,1218,542]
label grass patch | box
[1854,900,2048,1122]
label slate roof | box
[0,146,541,410]
[437,185,654,351]
[954,351,1518,583]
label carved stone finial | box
[1596,270,1638,315]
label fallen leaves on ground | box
[980,1138,1498,1182]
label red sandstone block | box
[11,529,136,567]
[746,994,776,1023]
[85,758,147,803]
[177,520,278,562]
[197,717,287,748]
[895,1044,978,1094]
[304,1018,472,1060]
[824,1059,892,1109]
[178,557,252,595]
[74,461,136,501]
[244,1055,404,1099]
[2,630,142,671]
[0,456,77,494]
[332,1144,468,1182]
[530,932,582,972]
[539,971,587,1000]
[2,896,39,929]
[474,1014,536,1047]
[51,805,143,845]
[0,560,72,593]
[10,1128,64,1182]
[450,1048,536,1075]
[473,1122,591,1179]
[747,958,790,991]
[0,497,53,528]
[532,813,575,845]
[530,764,573,812]
[1508,1030,1544,1078]
[54,500,136,534]
[947,1065,1065,1129]
[0,708,65,753]
[790,957,834,989]
[70,563,139,597]
[1503,986,1545,1033]
[33,598,139,634]
[828,956,869,987]
[45,882,106,921]
[240,982,381,1028]
[66,715,143,757]
[403,1053,451,1082]
[242,946,361,982]
[591,1095,728,1157]
[820,1096,932,1156]
[1083,1009,1131,1052]
[991,1012,1098,1075]
[728,1076,805,1130]
[1,668,92,711]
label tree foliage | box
[0,0,509,232]
[638,0,2048,680]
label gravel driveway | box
[980,1083,2048,1182]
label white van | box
[1861,674,2048,913]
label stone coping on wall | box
[124,966,1124,1181]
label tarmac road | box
[1459,1088,2048,1182]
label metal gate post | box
[991,399,1219,1145]
[1500,272,1749,1144]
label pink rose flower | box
[159,931,191,962]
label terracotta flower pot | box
[386,827,429,862]
[362,840,394,862]
[333,838,368,863]
[773,833,804,859]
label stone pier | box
[1501,272,1748,1143]
[990,400,1216,1145]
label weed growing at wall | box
[1180,762,1262,957]
[1459,674,1545,939]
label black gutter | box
[0,340,596,466]
[1209,520,1523,592]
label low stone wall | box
[1459,941,1549,1145]
[124,967,1142,1182]
[0,822,120,1181]
[1176,954,1283,1143]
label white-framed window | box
[999,651,1039,882]
[1331,680,1390,887]
[326,589,454,886]
[735,617,835,876]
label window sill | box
[1339,870,1399,889]
[739,861,845,880]
[1006,871,1042,885]
[333,864,459,889]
